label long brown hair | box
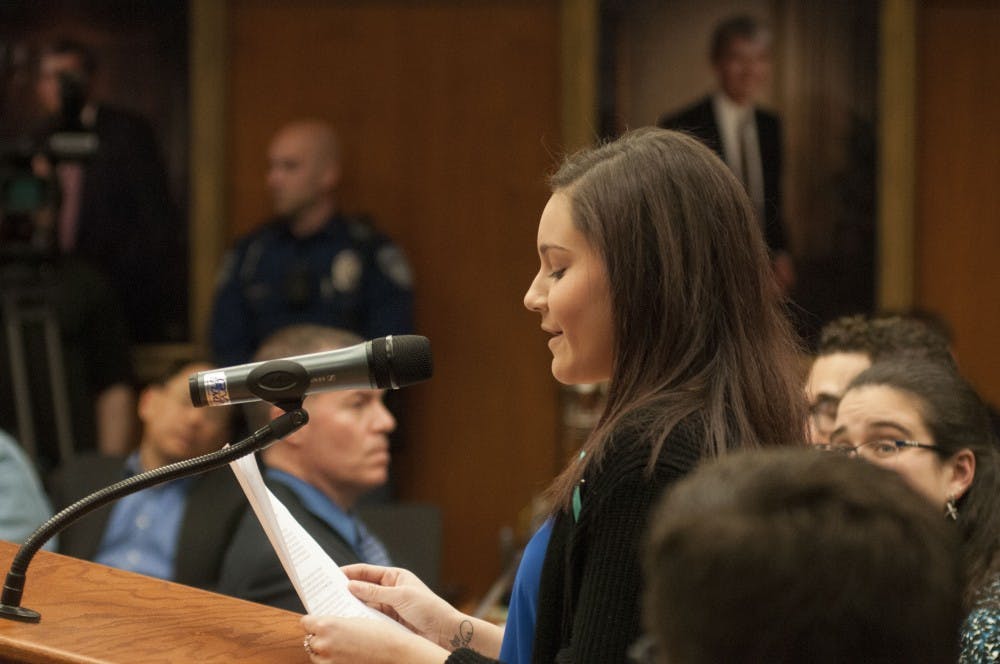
[546,128,806,511]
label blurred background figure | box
[209,119,414,367]
[658,14,793,295]
[641,448,964,664]
[0,428,55,551]
[0,254,137,468]
[49,360,243,590]
[209,120,415,504]
[32,38,184,344]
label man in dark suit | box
[35,39,183,343]
[49,361,245,591]
[658,15,794,293]
[216,324,395,612]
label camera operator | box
[0,39,155,469]
[33,38,184,344]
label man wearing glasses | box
[804,314,954,444]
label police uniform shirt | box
[209,214,415,366]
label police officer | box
[209,120,415,366]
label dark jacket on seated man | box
[216,476,365,612]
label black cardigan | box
[448,418,704,663]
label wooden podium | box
[0,540,309,662]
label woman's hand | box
[341,563,462,649]
[300,615,448,664]
[342,564,506,657]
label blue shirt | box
[0,430,56,551]
[93,453,194,580]
[499,518,554,664]
[265,468,388,564]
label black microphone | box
[189,335,432,407]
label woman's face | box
[831,384,967,507]
[524,192,614,385]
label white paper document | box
[229,453,403,627]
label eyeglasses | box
[816,439,945,460]
[808,395,840,437]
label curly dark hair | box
[817,314,955,368]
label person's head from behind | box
[524,127,804,506]
[830,359,1000,602]
[139,360,233,470]
[642,448,963,664]
[709,15,772,106]
[267,119,342,224]
[36,38,97,117]
[806,314,955,444]
[247,325,395,510]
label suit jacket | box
[658,95,787,253]
[48,453,247,590]
[215,479,363,613]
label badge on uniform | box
[331,249,363,293]
[377,245,414,289]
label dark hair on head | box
[147,356,212,388]
[846,359,1000,608]
[243,324,363,429]
[545,127,805,511]
[644,448,963,664]
[709,14,770,63]
[817,314,956,369]
[815,314,873,356]
[42,38,97,78]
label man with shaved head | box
[209,119,415,366]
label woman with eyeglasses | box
[828,358,1000,662]
[296,128,807,663]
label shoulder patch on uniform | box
[331,249,363,293]
[376,245,414,289]
[214,250,237,290]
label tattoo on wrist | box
[449,619,474,650]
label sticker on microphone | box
[203,371,230,406]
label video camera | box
[1,70,98,246]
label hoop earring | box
[945,495,959,521]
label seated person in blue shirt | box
[216,324,395,612]
[0,429,56,551]
[49,361,244,589]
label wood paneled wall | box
[916,2,1000,406]
[225,1,563,600]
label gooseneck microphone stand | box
[0,406,309,623]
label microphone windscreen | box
[371,335,432,389]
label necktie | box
[355,519,392,566]
[739,116,766,225]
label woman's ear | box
[946,448,976,501]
